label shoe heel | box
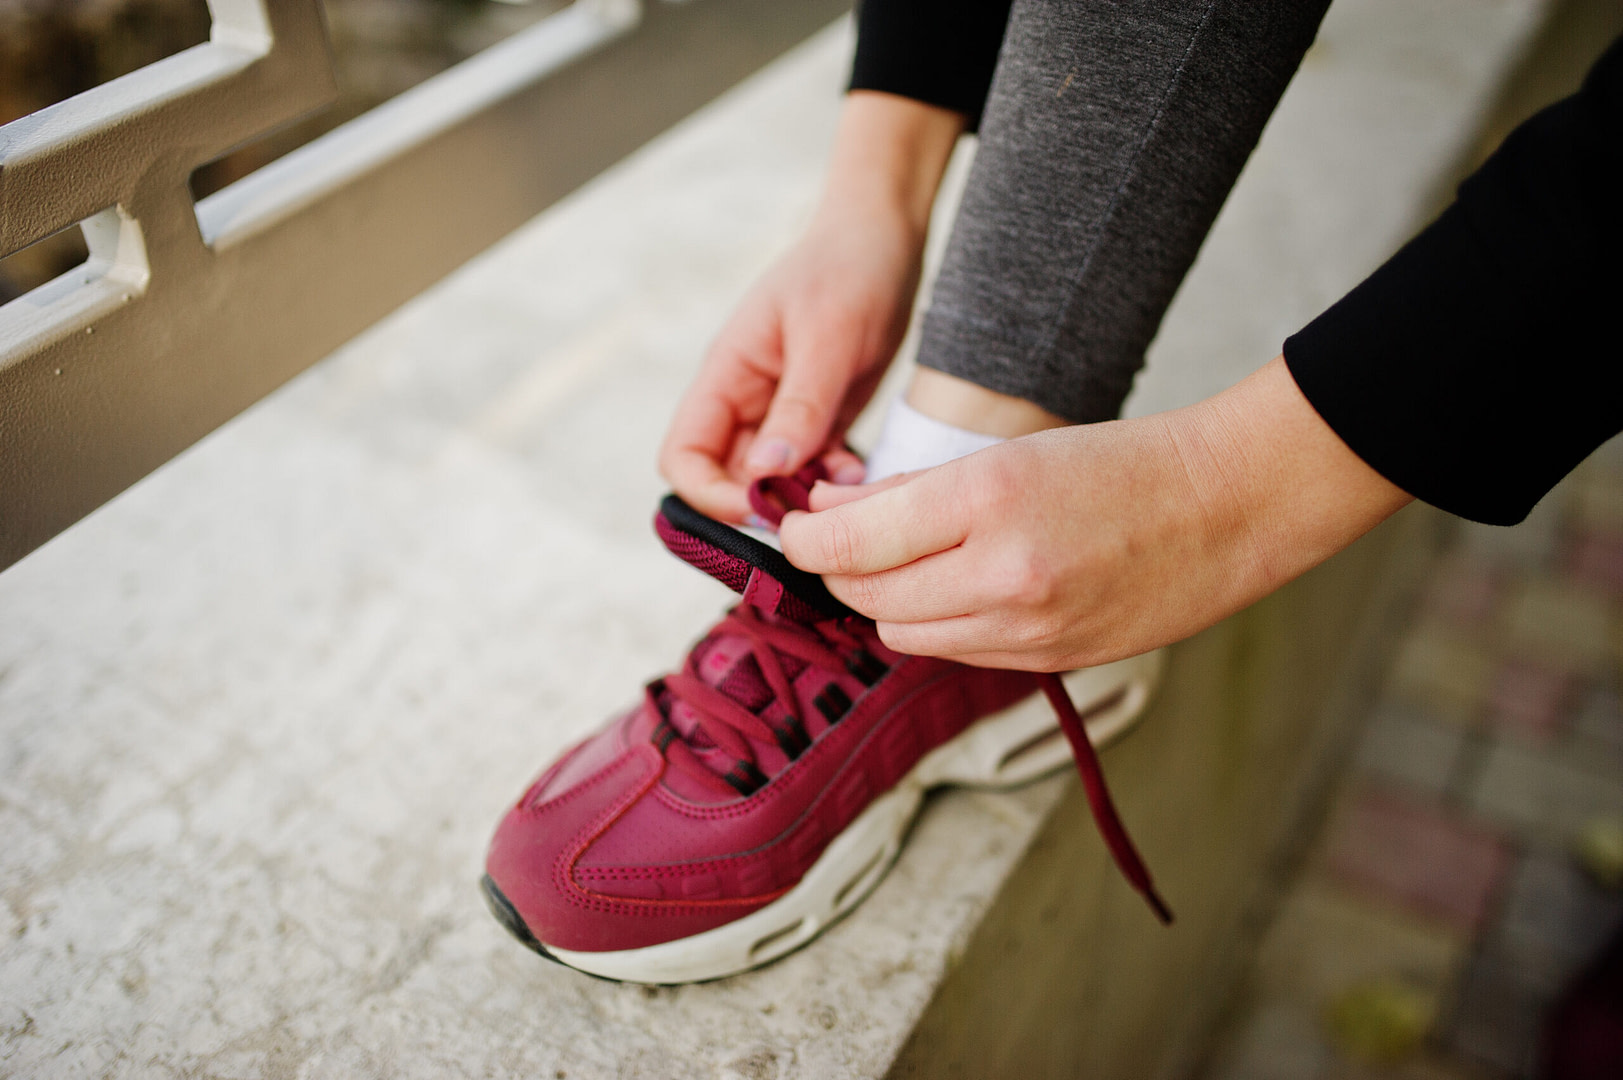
[920,650,1165,789]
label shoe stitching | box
[551,747,796,916]
[520,729,643,816]
[580,669,1028,893]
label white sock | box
[863,396,1005,483]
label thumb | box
[806,471,917,511]
[744,341,854,478]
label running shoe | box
[482,469,1169,984]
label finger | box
[899,645,1050,672]
[807,472,916,512]
[871,613,1060,670]
[878,609,1095,670]
[821,547,981,623]
[745,325,857,477]
[818,445,867,486]
[661,318,782,487]
[674,470,753,523]
[870,613,1013,660]
[779,470,969,576]
[660,391,754,522]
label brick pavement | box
[1203,437,1623,1080]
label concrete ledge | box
[0,2,1548,1076]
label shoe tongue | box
[651,478,860,795]
[667,632,807,736]
[658,622,816,787]
[660,634,772,748]
[653,493,855,624]
[694,636,779,710]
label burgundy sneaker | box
[483,474,1170,984]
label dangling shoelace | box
[665,463,1173,924]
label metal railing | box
[0,0,847,571]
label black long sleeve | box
[1285,36,1623,526]
[848,0,1013,130]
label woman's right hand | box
[658,92,965,523]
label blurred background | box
[0,0,565,303]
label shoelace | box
[1040,674,1173,923]
[658,604,882,796]
[663,464,1173,924]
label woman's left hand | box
[779,356,1412,670]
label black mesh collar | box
[659,494,856,620]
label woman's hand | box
[659,93,965,522]
[779,357,1413,669]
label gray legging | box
[918,0,1331,423]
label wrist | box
[816,91,965,239]
[1178,356,1412,595]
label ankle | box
[904,368,1068,439]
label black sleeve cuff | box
[848,0,1013,131]
[1284,37,1623,526]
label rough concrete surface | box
[0,1,1552,1077]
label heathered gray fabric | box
[919,0,1331,422]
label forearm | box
[815,91,965,240]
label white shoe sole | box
[539,649,1165,984]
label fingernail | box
[832,462,867,485]
[746,438,791,473]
